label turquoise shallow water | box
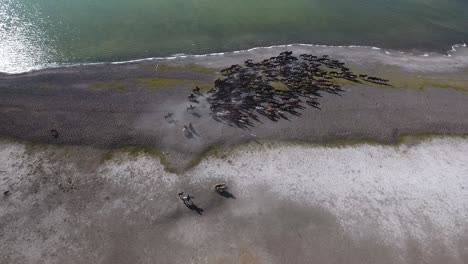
[1,0,468,72]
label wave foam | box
[2,42,468,74]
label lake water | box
[1,0,468,73]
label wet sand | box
[1,58,468,171]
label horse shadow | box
[191,112,202,118]
[184,202,204,215]
[189,124,200,137]
[216,190,236,199]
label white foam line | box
[208,52,225,56]
[3,42,468,75]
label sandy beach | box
[1,46,468,263]
[1,137,467,264]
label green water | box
[1,0,468,72]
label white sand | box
[1,137,467,263]
[189,138,468,257]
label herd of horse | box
[187,51,389,128]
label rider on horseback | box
[178,192,193,205]
[213,183,228,193]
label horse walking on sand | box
[213,183,228,193]
[178,192,193,206]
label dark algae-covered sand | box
[1,46,468,171]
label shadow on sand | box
[216,190,236,199]
[184,202,204,215]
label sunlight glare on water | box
[0,0,54,73]
[1,0,468,73]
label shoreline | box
[1,42,468,75]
